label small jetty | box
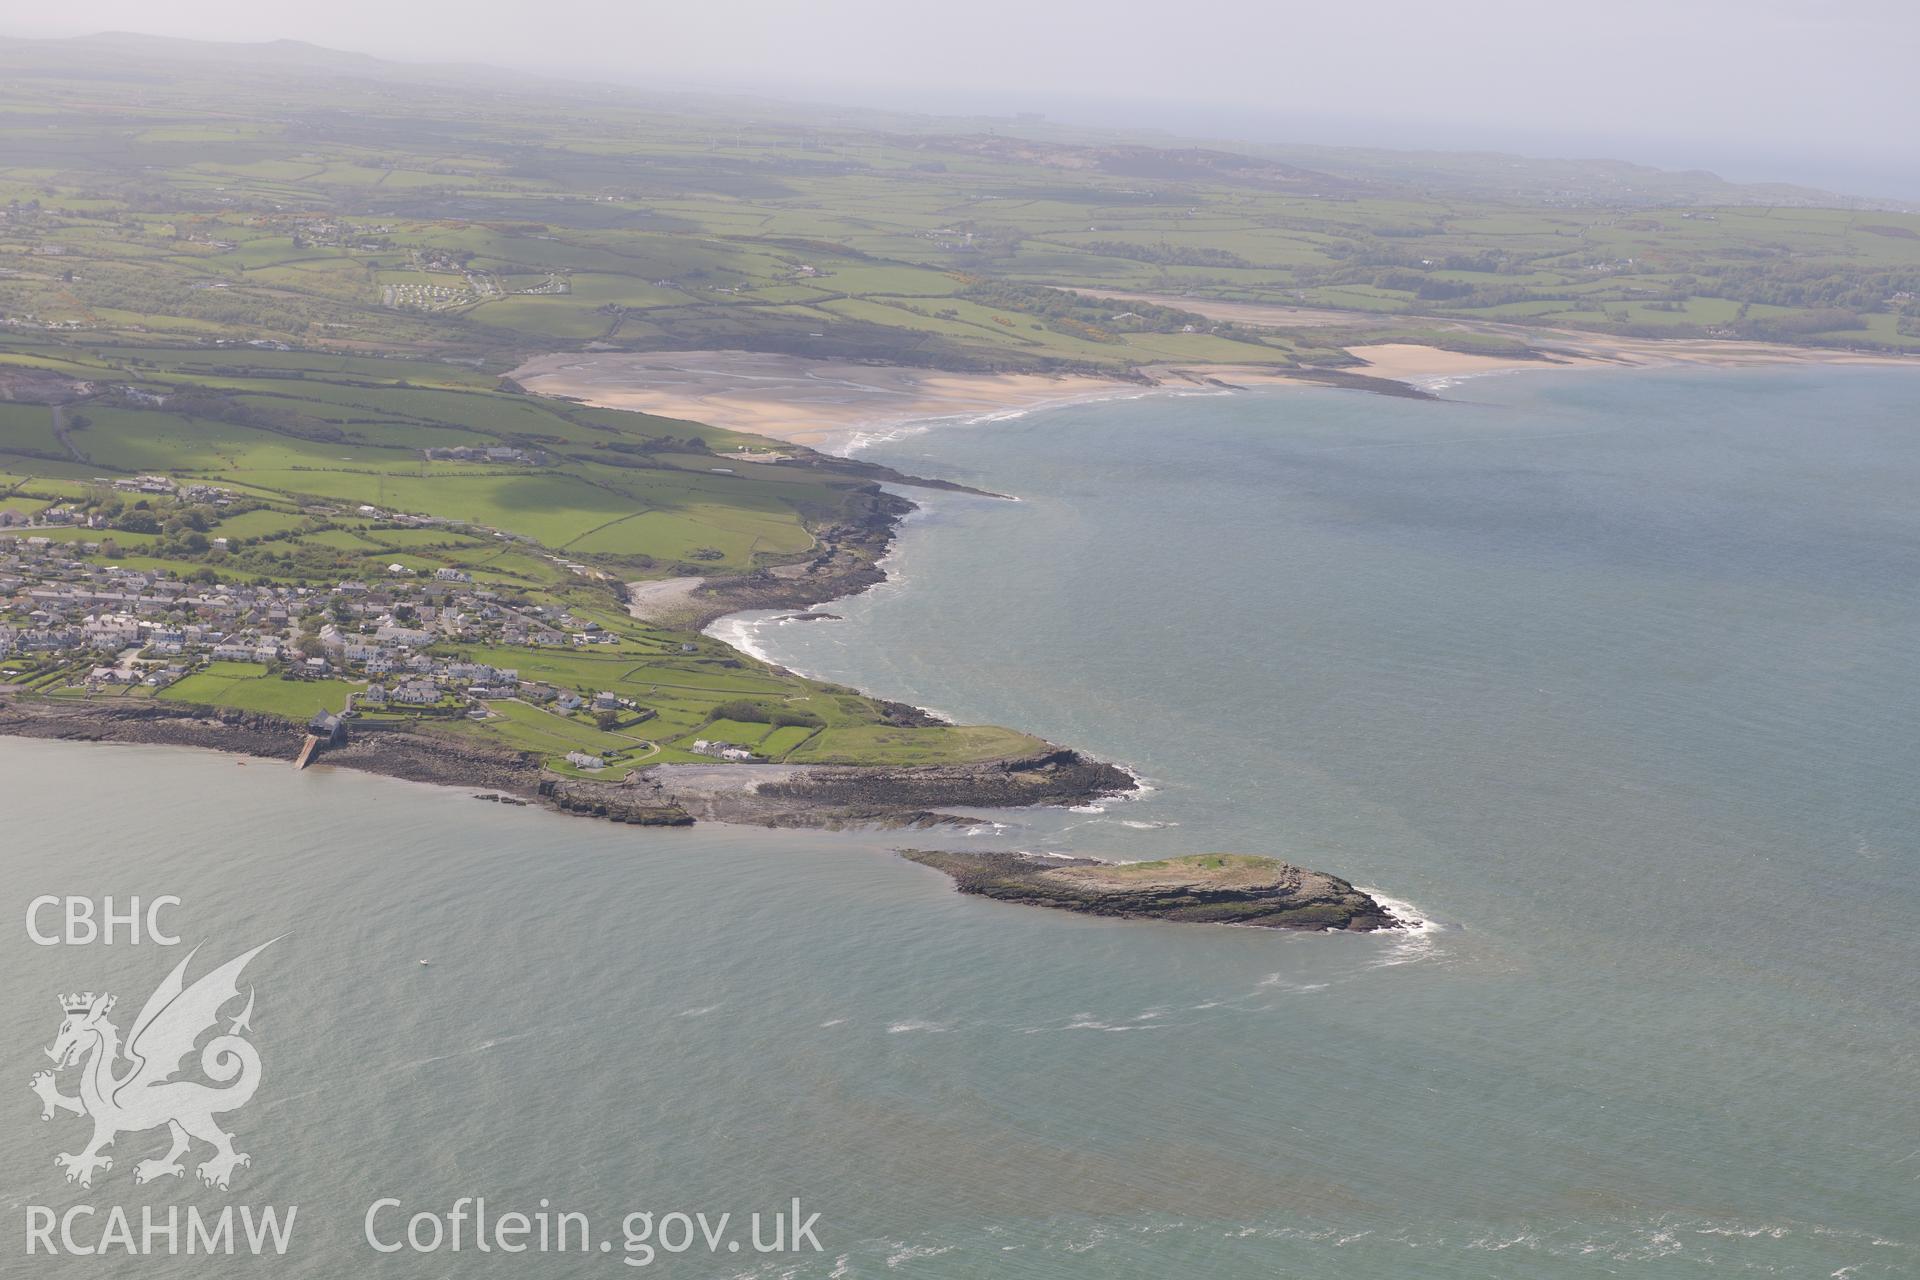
[292,733,323,770]
[294,710,346,770]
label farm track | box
[50,404,86,463]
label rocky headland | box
[642,750,1135,827]
[0,698,1130,831]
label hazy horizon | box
[4,1,1918,202]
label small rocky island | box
[899,851,1396,930]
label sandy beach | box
[511,319,1919,451]
[623,574,709,625]
[1341,343,1608,381]
[510,350,1139,448]
[1085,290,1920,375]
[1349,336,1918,380]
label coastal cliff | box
[0,699,1128,830]
[641,751,1135,827]
[900,851,1394,930]
[624,487,922,632]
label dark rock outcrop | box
[643,750,1135,826]
[755,749,1134,809]
[900,850,1395,930]
[538,778,693,826]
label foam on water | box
[704,612,782,665]
[835,387,1156,456]
[1416,367,1521,394]
[1357,888,1450,968]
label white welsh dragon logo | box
[29,939,277,1190]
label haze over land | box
[6,0,1917,201]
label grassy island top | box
[1043,854,1314,889]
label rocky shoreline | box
[624,486,927,633]
[0,698,1132,830]
[900,850,1395,930]
[640,752,1136,827]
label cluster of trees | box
[959,282,1211,340]
[596,435,714,457]
[1361,272,1590,308]
[1731,308,1865,340]
[90,493,275,560]
[75,487,383,582]
[1369,271,1479,301]
[1325,243,1517,274]
[1080,240,1252,269]
[1691,262,1920,312]
[68,271,343,337]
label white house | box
[390,680,439,705]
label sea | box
[4,366,1916,1277]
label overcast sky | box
[6,0,1918,198]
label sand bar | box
[513,325,1920,453]
[1342,344,1607,381]
[1082,290,1920,373]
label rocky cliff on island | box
[900,851,1395,930]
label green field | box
[161,662,360,717]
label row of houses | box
[2,530,678,741]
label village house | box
[691,739,755,762]
[82,613,141,650]
[389,680,439,705]
[374,622,435,648]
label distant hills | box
[3,30,1900,213]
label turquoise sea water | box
[5,367,1917,1276]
